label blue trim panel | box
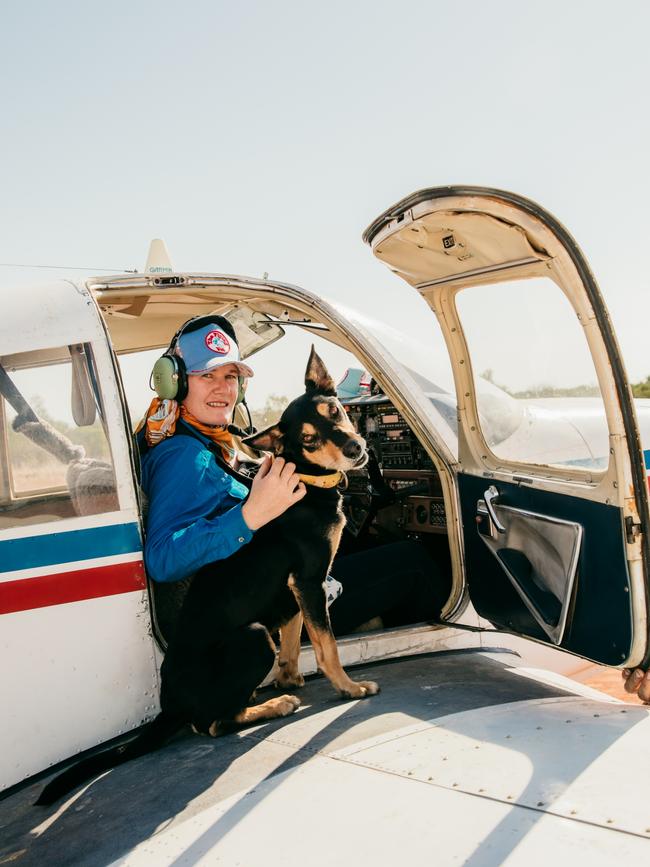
[0,523,142,574]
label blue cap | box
[176,323,254,377]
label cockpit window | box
[455,277,610,471]
[0,346,118,529]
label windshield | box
[338,305,526,459]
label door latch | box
[484,485,506,534]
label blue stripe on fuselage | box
[644,449,650,470]
[0,523,142,574]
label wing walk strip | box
[320,751,650,842]
[242,697,650,841]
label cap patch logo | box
[205,330,231,355]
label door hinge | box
[625,515,642,544]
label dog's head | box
[244,347,368,473]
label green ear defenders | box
[151,353,189,401]
[150,316,246,404]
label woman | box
[140,315,306,588]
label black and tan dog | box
[37,348,378,806]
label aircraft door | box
[365,187,650,667]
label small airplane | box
[1,187,650,864]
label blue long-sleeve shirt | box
[140,426,254,582]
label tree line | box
[481,369,650,400]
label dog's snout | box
[343,439,363,460]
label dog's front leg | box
[302,618,379,699]
[275,611,305,689]
[289,580,379,699]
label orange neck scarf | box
[137,398,235,463]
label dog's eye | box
[302,434,317,445]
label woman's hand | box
[241,455,306,531]
[621,668,650,703]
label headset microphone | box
[227,423,255,437]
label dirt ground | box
[575,665,641,703]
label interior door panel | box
[476,490,582,644]
[460,472,633,665]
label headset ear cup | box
[236,376,247,406]
[175,358,188,402]
[151,355,187,401]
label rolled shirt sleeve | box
[141,435,254,582]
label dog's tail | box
[34,712,183,807]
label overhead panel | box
[373,211,549,287]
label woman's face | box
[182,364,240,426]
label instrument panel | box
[341,394,447,536]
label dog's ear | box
[305,345,336,396]
[242,424,284,455]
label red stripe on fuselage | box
[0,560,147,615]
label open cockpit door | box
[365,187,650,667]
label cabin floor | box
[0,649,579,867]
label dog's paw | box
[357,680,379,698]
[274,694,302,716]
[340,680,380,699]
[274,671,305,690]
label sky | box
[1,0,649,411]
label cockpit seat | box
[66,458,119,517]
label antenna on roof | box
[144,239,173,275]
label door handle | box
[484,486,506,534]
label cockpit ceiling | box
[372,211,551,288]
[96,290,314,356]
[99,293,238,354]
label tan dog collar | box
[297,471,345,489]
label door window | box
[0,346,118,528]
[455,277,610,471]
